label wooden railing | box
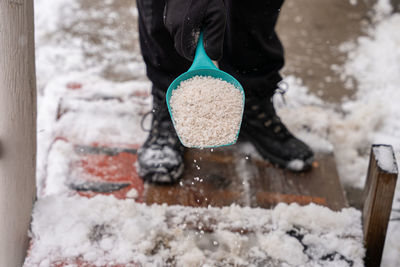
[363,145,398,267]
[0,0,37,266]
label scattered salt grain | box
[170,76,243,148]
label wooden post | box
[0,0,37,266]
[392,0,400,12]
[363,145,398,267]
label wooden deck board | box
[144,147,348,211]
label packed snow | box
[30,0,400,266]
[373,145,398,173]
[25,195,364,267]
[287,159,306,172]
[36,74,151,196]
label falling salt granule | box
[170,76,243,148]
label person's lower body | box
[137,0,314,183]
[220,1,314,171]
[136,0,188,183]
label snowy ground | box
[30,0,400,266]
[25,196,364,266]
[275,3,400,265]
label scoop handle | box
[188,32,218,71]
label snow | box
[336,6,400,265]
[126,188,139,199]
[275,2,400,265]
[36,74,151,196]
[30,0,400,266]
[43,140,76,196]
[287,159,305,172]
[275,76,382,188]
[274,5,400,189]
[25,195,364,267]
[349,0,358,6]
[373,145,398,173]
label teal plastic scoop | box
[166,32,245,148]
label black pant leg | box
[220,0,285,98]
[137,0,191,100]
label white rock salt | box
[170,76,243,148]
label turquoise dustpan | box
[166,32,245,148]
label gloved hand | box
[164,0,227,61]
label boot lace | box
[245,83,291,140]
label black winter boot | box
[137,94,185,183]
[240,92,314,172]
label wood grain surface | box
[363,145,398,267]
[145,147,347,211]
[0,0,37,266]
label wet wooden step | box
[144,147,348,211]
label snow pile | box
[43,140,77,196]
[170,76,243,148]
[274,7,400,188]
[34,0,145,91]
[338,5,400,265]
[340,6,400,266]
[34,0,150,194]
[274,3,400,265]
[36,73,151,196]
[25,195,364,267]
[340,15,400,152]
[274,76,379,187]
